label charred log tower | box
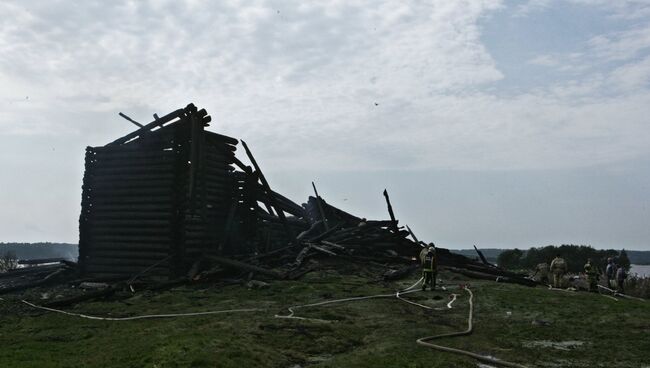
[78,104,303,279]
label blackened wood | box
[405,225,419,243]
[206,255,284,279]
[241,140,296,245]
[90,235,170,243]
[43,286,117,307]
[382,189,398,232]
[473,245,493,267]
[88,204,174,212]
[119,112,143,127]
[87,173,175,182]
[18,258,68,265]
[221,198,239,252]
[311,182,330,230]
[204,131,239,145]
[107,108,185,146]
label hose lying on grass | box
[22,278,528,367]
[274,277,427,322]
[276,280,528,368]
[416,286,529,368]
[597,285,646,302]
[20,300,262,321]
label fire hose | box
[21,278,529,367]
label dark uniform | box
[605,258,615,289]
[583,259,598,292]
[616,267,627,293]
[421,247,437,291]
[550,255,567,288]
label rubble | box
[1,103,537,301]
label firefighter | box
[550,254,567,288]
[605,257,615,289]
[421,244,437,291]
[532,263,550,284]
[583,258,599,292]
[616,266,627,293]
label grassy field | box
[0,268,648,368]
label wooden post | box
[311,182,330,231]
[240,140,297,246]
[382,189,398,232]
[118,112,143,128]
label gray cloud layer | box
[0,0,648,248]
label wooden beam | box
[118,112,143,128]
[240,140,297,246]
[382,189,398,232]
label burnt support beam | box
[382,189,398,232]
[241,140,297,246]
[118,112,143,128]
[312,182,330,231]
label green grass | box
[1,269,648,368]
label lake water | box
[630,264,650,278]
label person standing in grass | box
[583,258,599,292]
[550,254,567,288]
[616,265,627,293]
[421,245,437,291]
[605,257,615,289]
[533,263,550,285]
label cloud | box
[0,0,648,173]
[588,24,650,61]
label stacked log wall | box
[79,136,181,279]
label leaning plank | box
[42,285,118,307]
[206,255,284,279]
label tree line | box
[496,244,630,273]
[0,243,78,260]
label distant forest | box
[452,246,650,267]
[1,243,648,265]
[0,243,78,260]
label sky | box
[0,0,649,250]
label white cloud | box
[0,0,648,174]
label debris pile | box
[1,103,537,300]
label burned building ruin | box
[78,104,308,279]
[75,103,536,287]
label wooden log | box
[18,258,68,265]
[241,140,296,245]
[89,211,172,220]
[84,264,169,275]
[86,188,174,197]
[88,250,169,259]
[204,131,239,145]
[86,173,175,182]
[446,267,537,287]
[91,158,176,169]
[0,268,70,295]
[107,107,184,146]
[311,182,330,230]
[307,222,343,242]
[382,189,398,232]
[89,235,171,243]
[206,255,284,279]
[90,242,170,252]
[43,286,117,307]
[92,165,174,177]
[0,264,63,279]
[89,229,172,238]
[87,258,169,268]
[88,204,174,212]
[87,196,172,205]
[92,150,177,161]
[86,179,175,190]
[86,219,171,227]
